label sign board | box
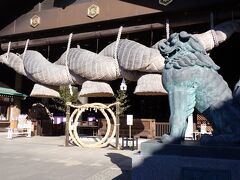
[127,115,133,126]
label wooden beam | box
[0,0,160,37]
[0,0,238,37]
[2,8,240,51]
[1,23,164,50]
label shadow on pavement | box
[105,152,132,180]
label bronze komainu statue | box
[159,30,240,145]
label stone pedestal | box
[132,140,240,180]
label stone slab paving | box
[0,133,146,180]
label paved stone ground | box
[0,133,144,180]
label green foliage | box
[50,86,79,113]
[59,86,78,103]
[114,90,130,116]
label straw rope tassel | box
[65,33,73,96]
[114,26,123,77]
[22,39,29,60]
[6,41,11,61]
[166,19,170,40]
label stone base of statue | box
[132,139,240,180]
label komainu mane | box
[159,31,240,145]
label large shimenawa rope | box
[1,20,239,88]
[1,39,165,86]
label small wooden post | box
[64,102,71,147]
[129,125,132,139]
[116,102,120,150]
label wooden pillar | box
[64,102,71,147]
[116,102,120,150]
[7,103,12,121]
[14,74,22,116]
